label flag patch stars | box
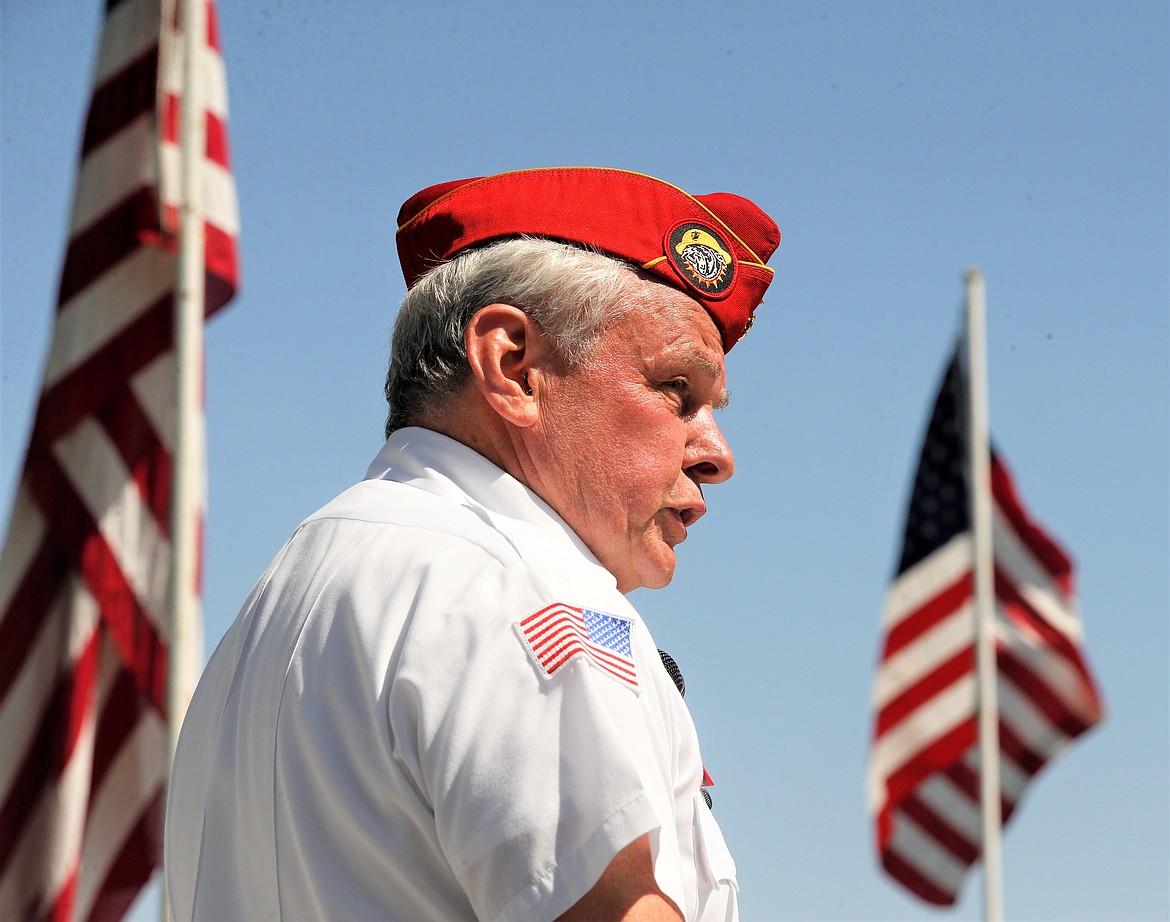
[518,603,639,691]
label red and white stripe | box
[868,455,1103,905]
[0,0,238,918]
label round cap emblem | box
[665,221,736,299]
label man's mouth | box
[662,503,704,545]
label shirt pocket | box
[691,792,739,922]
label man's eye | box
[661,380,697,414]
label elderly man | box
[165,167,780,921]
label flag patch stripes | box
[519,603,639,691]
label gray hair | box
[384,237,636,437]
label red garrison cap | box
[395,167,780,352]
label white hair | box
[383,237,636,437]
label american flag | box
[0,0,239,919]
[520,603,639,691]
[867,350,1103,905]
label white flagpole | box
[164,0,206,916]
[965,266,1004,922]
[167,0,205,796]
[164,2,205,917]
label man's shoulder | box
[278,470,622,619]
[298,476,519,566]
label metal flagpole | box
[168,0,206,761]
[168,0,207,742]
[167,0,206,774]
[164,0,205,916]
[965,266,1004,922]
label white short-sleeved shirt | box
[165,428,738,921]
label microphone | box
[658,648,685,697]
[657,649,713,810]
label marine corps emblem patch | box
[666,221,736,298]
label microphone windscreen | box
[658,649,685,697]
[657,649,714,811]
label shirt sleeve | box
[387,555,678,921]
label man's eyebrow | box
[687,351,731,410]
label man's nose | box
[684,411,734,484]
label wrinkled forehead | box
[608,275,729,381]
[629,271,728,348]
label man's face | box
[527,277,734,593]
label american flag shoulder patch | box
[518,602,639,691]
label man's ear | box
[465,304,546,427]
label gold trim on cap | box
[397,167,775,271]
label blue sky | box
[2,2,1167,919]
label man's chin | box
[621,550,677,594]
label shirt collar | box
[365,426,612,582]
